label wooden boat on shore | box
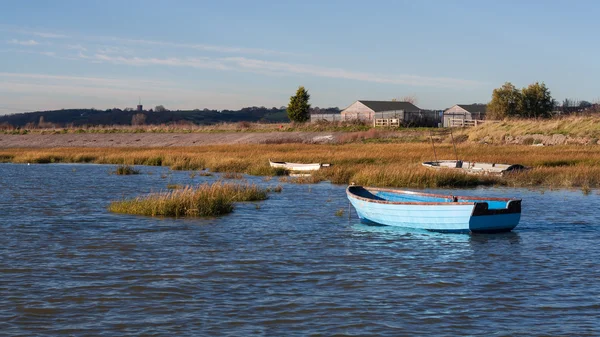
[269,159,330,171]
[347,185,521,233]
[422,160,527,176]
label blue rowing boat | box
[347,186,521,233]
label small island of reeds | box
[109,181,268,217]
[113,164,140,175]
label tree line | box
[0,103,340,128]
[487,82,554,119]
[487,82,598,119]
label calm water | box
[0,163,599,336]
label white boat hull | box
[269,160,322,171]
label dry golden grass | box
[465,116,600,143]
[3,142,600,188]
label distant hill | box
[0,106,340,128]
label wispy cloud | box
[3,25,295,56]
[96,45,134,55]
[31,31,69,39]
[100,37,295,56]
[0,72,172,88]
[92,53,231,71]
[0,72,269,112]
[67,44,87,51]
[0,26,69,39]
[8,39,38,46]
[88,54,482,88]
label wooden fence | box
[449,119,499,127]
[311,110,441,128]
[374,118,400,127]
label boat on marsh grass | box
[423,130,527,176]
[269,159,330,172]
[347,185,521,234]
[421,160,528,176]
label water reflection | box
[469,232,521,245]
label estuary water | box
[0,163,599,336]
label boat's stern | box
[468,199,521,233]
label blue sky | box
[0,0,599,113]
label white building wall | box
[443,105,470,127]
[341,101,374,120]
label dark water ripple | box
[1,163,599,336]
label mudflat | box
[0,132,339,148]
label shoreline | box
[1,142,599,190]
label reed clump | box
[266,184,283,192]
[109,182,268,217]
[113,165,140,175]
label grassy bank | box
[2,143,600,189]
[109,182,268,217]
[463,116,600,143]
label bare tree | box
[131,113,147,126]
[397,95,418,105]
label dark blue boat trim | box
[471,200,521,216]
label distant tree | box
[287,86,311,122]
[579,100,593,108]
[487,82,522,119]
[399,95,418,105]
[155,105,168,112]
[520,82,554,118]
[131,113,146,125]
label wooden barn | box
[341,100,421,121]
[443,104,487,127]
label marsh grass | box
[167,184,184,189]
[109,181,268,217]
[113,165,140,175]
[222,172,244,179]
[5,142,600,188]
[266,185,283,193]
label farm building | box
[310,100,441,126]
[443,104,487,127]
[341,100,421,121]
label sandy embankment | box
[0,132,341,148]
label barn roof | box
[456,104,487,113]
[358,100,420,112]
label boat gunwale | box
[347,186,518,206]
[269,159,322,167]
[421,160,526,171]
